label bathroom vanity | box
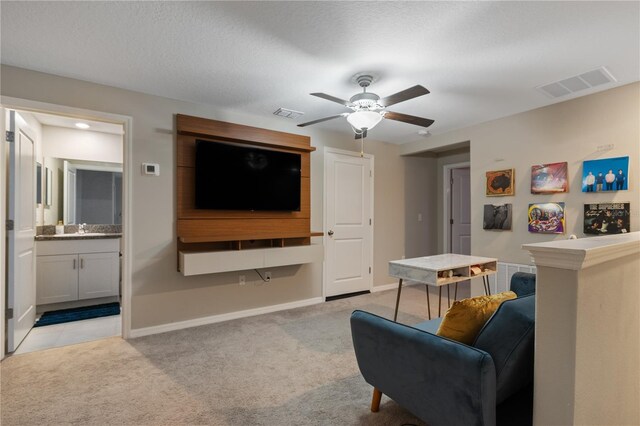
[35,234,121,305]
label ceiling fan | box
[298,74,434,140]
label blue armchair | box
[351,272,536,426]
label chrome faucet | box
[78,223,87,234]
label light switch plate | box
[142,163,160,176]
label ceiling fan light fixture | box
[347,111,383,131]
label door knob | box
[328,230,334,236]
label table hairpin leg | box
[482,275,491,295]
[393,279,403,322]
[447,285,451,308]
[454,283,458,301]
[425,285,432,320]
[438,287,442,317]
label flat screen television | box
[195,139,301,211]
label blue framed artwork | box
[582,156,629,192]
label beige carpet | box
[1,285,455,425]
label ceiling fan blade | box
[384,111,435,128]
[379,85,430,107]
[310,92,354,107]
[297,113,347,127]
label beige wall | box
[1,65,409,329]
[42,125,123,163]
[403,83,640,269]
[404,156,438,259]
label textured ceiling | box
[1,1,638,144]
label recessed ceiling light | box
[75,122,90,129]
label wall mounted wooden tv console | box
[176,114,319,273]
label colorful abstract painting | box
[531,162,568,194]
[528,202,565,234]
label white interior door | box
[7,111,37,352]
[451,167,471,255]
[324,149,373,297]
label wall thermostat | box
[142,163,160,176]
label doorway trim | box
[322,146,375,299]
[443,161,471,254]
[0,96,133,355]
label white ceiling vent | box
[273,108,304,119]
[537,67,616,98]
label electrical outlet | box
[265,271,272,282]
[239,275,246,285]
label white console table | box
[389,254,497,321]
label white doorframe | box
[0,96,133,345]
[0,106,6,360]
[323,147,374,299]
[443,161,471,253]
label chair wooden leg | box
[371,388,382,412]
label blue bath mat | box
[34,302,120,327]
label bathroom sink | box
[53,232,107,237]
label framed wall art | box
[486,168,515,196]
[531,162,568,194]
[528,202,565,234]
[582,156,629,192]
[584,202,630,235]
[483,204,512,230]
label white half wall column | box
[523,233,640,426]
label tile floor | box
[13,315,121,355]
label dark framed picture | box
[483,204,512,230]
[531,162,568,194]
[486,168,515,196]
[582,156,629,192]
[528,202,565,234]
[584,202,630,235]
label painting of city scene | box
[531,162,568,194]
[528,202,565,234]
[483,204,512,230]
[584,202,630,235]
[582,156,629,192]
[486,168,515,196]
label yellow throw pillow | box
[436,291,517,345]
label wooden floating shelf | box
[179,244,324,276]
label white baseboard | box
[371,282,399,292]
[129,297,324,338]
[371,281,424,292]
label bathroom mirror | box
[45,167,53,207]
[42,158,122,225]
[36,162,42,205]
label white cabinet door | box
[78,252,119,300]
[36,255,79,305]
